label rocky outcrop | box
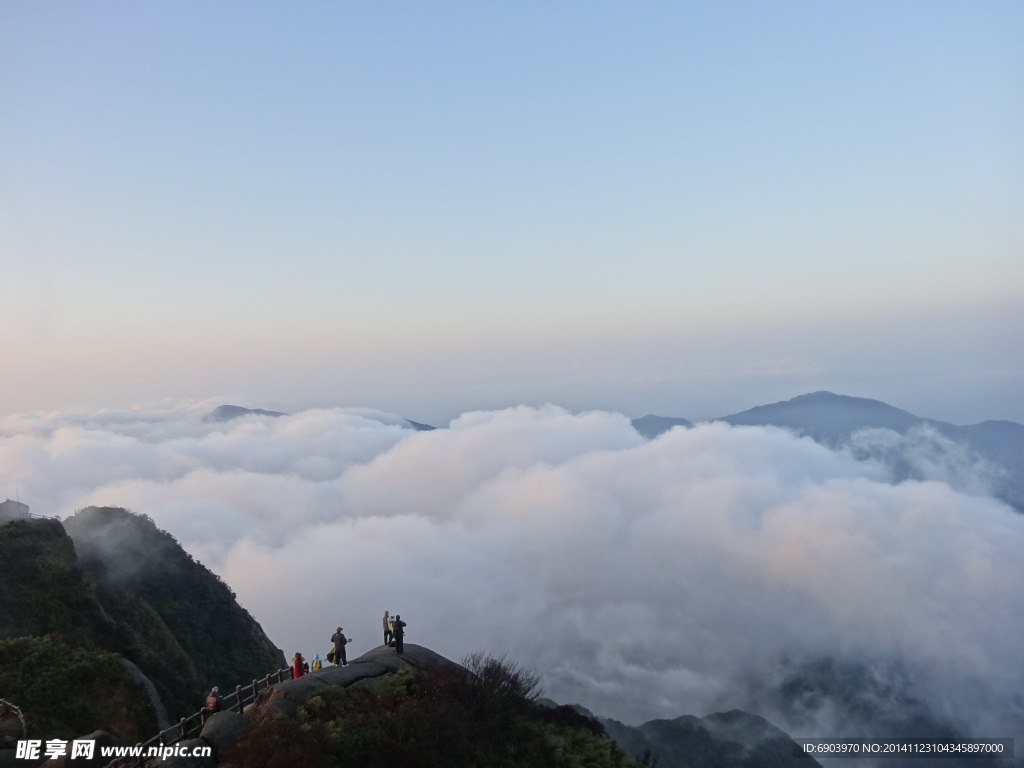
[251,644,455,720]
[150,644,455,767]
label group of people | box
[203,613,409,714]
[287,612,408,679]
[382,610,406,654]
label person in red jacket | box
[292,652,307,678]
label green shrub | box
[224,656,642,768]
[0,635,156,742]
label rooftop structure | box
[0,499,30,523]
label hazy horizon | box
[2,2,1021,426]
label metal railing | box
[0,698,27,741]
[104,666,292,768]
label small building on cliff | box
[0,499,30,523]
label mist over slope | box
[638,391,1024,512]
[0,508,284,741]
[1,398,1022,743]
[716,391,1024,511]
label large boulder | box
[198,711,248,757]
[39,730,128,767]
[251,644,456,720]
[0,700,25,748]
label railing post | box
[235,685,243,712]
[178,717,187,739]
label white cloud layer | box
[2,402,1021,738]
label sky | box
[1,2,1022,426]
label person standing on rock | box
[292,652,307,678]
[392,614,406,655]
[331,627,350,666]
[383,611,393,646]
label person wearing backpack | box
[311,653,322,671]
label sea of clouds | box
[1,401,1021,739]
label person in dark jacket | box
[331,627,350,666]
[392,615,406,655]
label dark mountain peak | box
[732,390,918,419]
[699,708,794,747]
[204,405,288,422]
[717,391,925,442]
[405,419,436,431]
[601,707,819,768]
[631,415,694,440]
[792,390,861,402]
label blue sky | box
[2,1,1022,424]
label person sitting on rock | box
[292,652,307,678]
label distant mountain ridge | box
[635,391,1024,512]
[204,405,288,422]
[716,390,997,441]
[597,708,821,768]
[204,404,436,431]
